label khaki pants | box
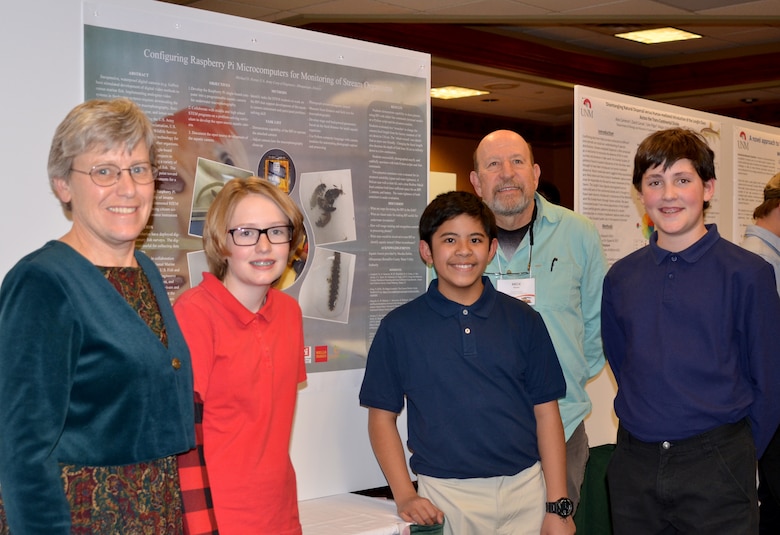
[417,462,545,535]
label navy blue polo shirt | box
[602,225,780,456]
[360,277,565,479]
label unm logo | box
[580,98,594,118]
[737,131,749,150]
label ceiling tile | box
[180,0,277,18]
[655,0,757,11]
[558,0,687,16]
[287,0,413,15]
[429,0,549,16]
[698,0,780,15]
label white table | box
[299,493,410,535]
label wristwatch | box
[546,497,574,518]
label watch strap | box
[545,497,574,518]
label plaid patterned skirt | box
[0,455,183,534]
[0,491,6,535]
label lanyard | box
[496,202,537,277]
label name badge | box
[497,277,536,305]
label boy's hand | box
[396,494,444,526]
[542,513,576,535]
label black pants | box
[759,426,780,534]
[607,420,758,535]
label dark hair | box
[755,173,780,219]
[419,191,497,246]
[754,198,780,220]
[632,128,716,209]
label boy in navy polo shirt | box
[360,191,574,535]
[602,127,780,534]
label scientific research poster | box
[576,85,780,266]
[84,8,430,373]
[733,126,780,241]
[575,86,722,265]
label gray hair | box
[47,98,156,207]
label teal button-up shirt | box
[484,193,607,440]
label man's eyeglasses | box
[228,226,293,246]
[70,163,159,187]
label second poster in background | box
[575,85,780,267]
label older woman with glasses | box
[0,98,194,534]
[174,176,306,535]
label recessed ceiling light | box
[430,86,490,100]
[615,27,701,44]
[741,98,758,104]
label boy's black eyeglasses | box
[228,226,293,246]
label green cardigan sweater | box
[0,241,194,533]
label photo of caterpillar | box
[299,248,355,324]
[327,251,341,311]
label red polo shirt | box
[175,273,306,535]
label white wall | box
[584,367,618,445]
[0,0,82,274]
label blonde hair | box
[203,176,304,281]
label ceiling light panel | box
[430,86,490,99]
[615,27,702,44]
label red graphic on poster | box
[314,345,329,363]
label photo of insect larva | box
[299,169,356,246]
[327,251,341,311]
[298,248,355,324]
[310,182,344,228]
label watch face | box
[559,498,574,516]
[547,498,574,517]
